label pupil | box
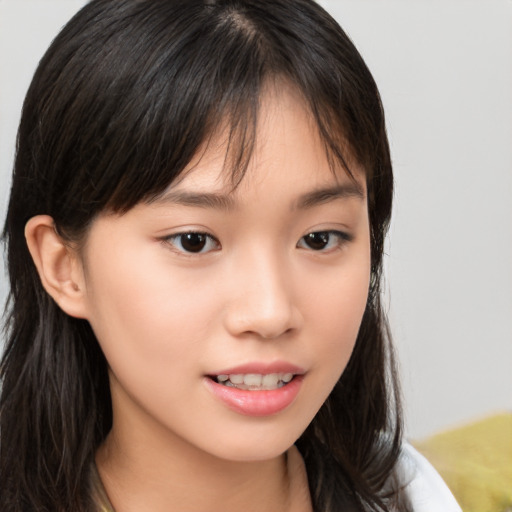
[305,232,329,250]
[181,233,206,252]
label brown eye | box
[303,232,330,250]
[165,232,219,254]
[180,233,207,252]
[298,230,352,252]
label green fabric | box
[90,463,115,512]
[413,413,512,512]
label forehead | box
[157,82,366,204]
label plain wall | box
[1,0,511,440]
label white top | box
[399,443,462,511]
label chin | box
[197,419,309,463]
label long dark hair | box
[1,0,403,510]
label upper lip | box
[209,361,305,376]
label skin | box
[26,84,371,511]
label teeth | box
[215,372,295,390]
[262,374,279,388]
[244,374,262,387]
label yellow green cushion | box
[413,412,512,512]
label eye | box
[163,232,220,254]
[297,230,352,252]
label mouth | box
[205,365,304,416]
[210,372,295,391]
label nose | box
[222,251,303,340]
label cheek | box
[83,240,222,379]
[82,246,227,440]
[287,264,369,432]
[301,248,371,380]
[313,283,368,367]
[305,245,370,324]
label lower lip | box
[204,376,304,417]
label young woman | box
[0,0,461,510]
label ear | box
[25,215,89,319]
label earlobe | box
[25,215,89,319]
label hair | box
[1,0,405,510]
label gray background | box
[1,0,511,440]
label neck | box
[95,408,312,512]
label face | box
[80,85,371,463]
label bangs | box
[16,0,389,232]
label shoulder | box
[395,443,462,512]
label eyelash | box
[161,230,352,255]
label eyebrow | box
[294,183,365,209]
[153,190,236,211]
[154,182,365,211]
